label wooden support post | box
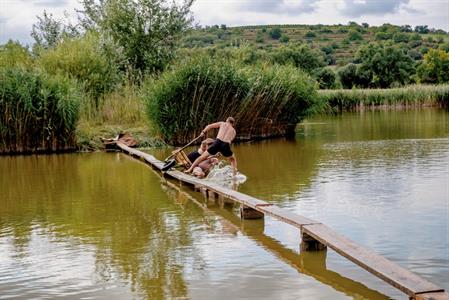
[300,231,327,251]
[218,194,234,208]
[200,187,207,199]
[240,205,264,219]
[208,190,217,202]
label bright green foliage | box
[417,49,449,83]
[0,68,80,153]
[79,0,193,74]
[271,44,325,72]
[0,41,33,69]
[37,33,120,113]
[142,56,319,144]
[357,44,415,88]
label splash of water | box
[205,162,247,187]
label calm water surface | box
[1,109,448,299]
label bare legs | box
[185,151,210,173]
[185,152,238,176]
[228,154,237,175]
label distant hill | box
[180,23,449,66]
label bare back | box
[216,122,236,143]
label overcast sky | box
[1,0,448,45]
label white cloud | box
[239,0,319,15]
[0,0,81,44]
[341,0,412,17]
[1,0,448,45]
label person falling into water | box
[185,117,238,175]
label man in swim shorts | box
[185,117,238,175]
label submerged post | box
[240,205,264,219]
[301,231,327,251]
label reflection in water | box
[0,108,448,299]
[0,153,203,299]
[163,180,389,299]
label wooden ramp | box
[116,142,448,300]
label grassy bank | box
[75,84,165,151]
[319,85,449,112]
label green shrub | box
[0,68,80,153]
[0,40,33,69]
[269,27,282,39]
[305,31,317,38]
[314,68,336,89]
[36,33,120,116]
[348,30,363,41]
[280,34,290,43]
[375,32,392,41]
[143,56,319,144]
[271,44,325,72]
[417,49,449,83]
[393,33,409,43]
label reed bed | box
[143,56,320,145]
[0,68,80,154]
[319,85,449,112]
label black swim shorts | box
[207,138,233,157]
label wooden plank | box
[416,292,449,300]
[257,205,319,228]
[303,223,444,297]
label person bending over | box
[185,117,238,175]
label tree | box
[314,68,336,89]
[417,49,449,83]
[338,63,357,88]
[393,32,409,43]
[375,32,392,41]
[305,31,316,38]
[256,31,264,43]
[348,30,363,41]
[269,27,282,39]
[279,34,289,43]
[414,25,429,34]
[271,44,325,73]
[79,0,194,74]
[356,43,415,88]
[400,25,413,32]
[31,11,79,52]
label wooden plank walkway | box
[116,142,448,300]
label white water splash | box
[205,162,247,187]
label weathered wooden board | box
[303,223,444,297]
[416,292,449,300]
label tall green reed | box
[0,68,80,153]
[142,56,319,145]
[319,85,449,112]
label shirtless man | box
[185,117,238,175]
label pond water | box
[1,108,448,299]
